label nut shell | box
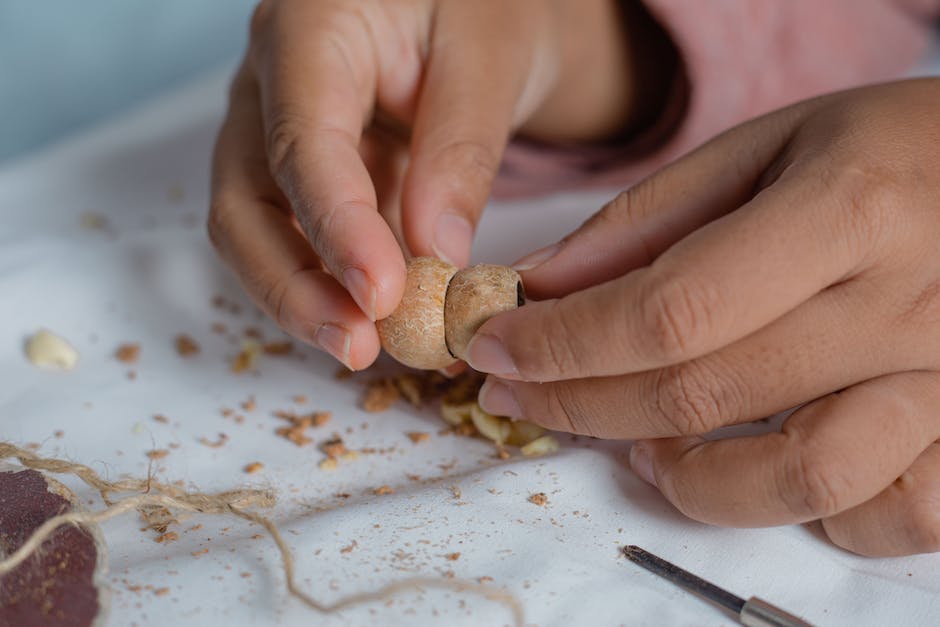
[444,264,524,359]
[377,257,458,370]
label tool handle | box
[740,597,814,627]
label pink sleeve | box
[494,0,940,198]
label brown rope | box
[0,442,524,624]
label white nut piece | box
[444,264,524,360]
[505,420,545,447]
[25,329,79,370]
[520,435,560,457]
[470,404,511,445]
[377,257,458,370]
[440,400,476,426]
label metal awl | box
[622,545,814,627]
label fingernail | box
[316,323,351,367]
[343,267,376,321]
[629,444,657,487]
[511,242,562,272]
[465,334,517,376]
[432,213,473,267]
[479,378,522,419]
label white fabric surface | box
[2,69,939,627]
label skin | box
[469,79,940,557]
[208,0,675,370]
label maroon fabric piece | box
[0,469,101,627]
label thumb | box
[512,106,808,300]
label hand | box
[469,79,940,556]
[208,0,674,369]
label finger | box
[479,275,910,437]
[359,123,410,250]
[466,156,879,382]
[512,102,811,299]
[822,441,940,557]
[209,64,380,370]
[401,0,551,267]
[627,371,940,527]
[250,0,406,320]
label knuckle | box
[536,300,586,377]
[260,267,303,328]
[265,110,308,180]
[434,138,500,191]
[544,384,586,436]
[822,154,900,256]
[781,445,848,520]
[895,277,940,329]
[651,363,723,435]
[905,493,940,554]
[206,199,232,254]
[639,274,716,363]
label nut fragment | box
[528,492,548,506]
[115,343,141,364]
[377,257,458,370]
[174,334,200,357]
[505,421,545,447]
[439,400,476,426]
[25,329,79,370]
[445,264,523,359]
[520,435,559,457]
[470,405,510,445]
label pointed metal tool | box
[622,545,814,627]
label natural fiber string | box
[0,443,524,625]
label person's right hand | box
[208,0,671,369]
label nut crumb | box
[191,548,209,557]
[243,462,264,474]
[240,397,257,412]
[445,552,461,561]
[372,485,395,496]
[155,531,179,544]
[262,341,293,355]
[153,414,169,424]
[321,437,348,458]
[153,587,171,597]
[340,540,358,554]
[231,339,261,373]
[198,433,229,448]
[362,378,400,412]
[115,343,141,364]
[319,458,338,471]
[146,449,169,460]
[478,576,493,584]
[528,492,548,506]
[174,334,200,356]
[406,431,430,444]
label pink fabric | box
[494,0,940,197]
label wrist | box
[522,0,679,144]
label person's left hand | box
[465,78,940,557]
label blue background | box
[0,1,256,163]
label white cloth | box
[1,69,938,627]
